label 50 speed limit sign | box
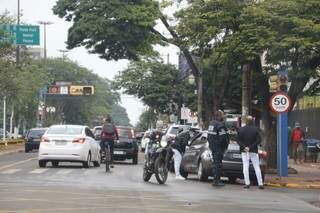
[269,92,292,113]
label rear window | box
[117,128,135,139]
[94,128,102,135]
[28,129,46,138]
[169,127,179,135]
[47,126,83,135]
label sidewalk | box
[265,159,320,189]
[0,143,24,155]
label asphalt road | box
[0,151,319,213]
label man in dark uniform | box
[208,110,230,187]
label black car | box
[303,138,320,162]
[113,126,139,164]
[25,128,47,152]
[180,131,267,184]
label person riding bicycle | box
[100,116,119,165]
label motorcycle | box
[143,131,169,184]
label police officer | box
[208,110,229,187]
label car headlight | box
[160,140,167,147]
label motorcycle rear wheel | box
[154,157,168,184]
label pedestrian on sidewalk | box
[237,116,264,190]
[291,122,305,164]
[208,110,229,187]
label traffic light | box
[269,75,279,92]
[70,86,83,96]
[279,75,288,92]
[83,86,94,95]
[48,86,60,94]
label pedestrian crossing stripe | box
[29,169,48,174]
[1,169,21,174]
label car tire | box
[180,166,188,179]
[198,160,208,181]
[228,176,237,184]
[25,147,29,153]
[132,154,138,165]
[93,152,101,167]
[52,161,59,167]
[83,153,91,168]
[39,160,46,168]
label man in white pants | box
[238,116,264,189]
[171,128,195,180]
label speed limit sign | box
[269,92,292,113]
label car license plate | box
[114,151,125,155]
[233,154,242,159]
[55,141,67,145]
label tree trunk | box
[9,104,14,138]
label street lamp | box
[37,21,53,60]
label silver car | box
[38,125,101,168]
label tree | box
[114,58,196,116]
[135,108,157,131]
[111,104,131,126]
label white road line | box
[0,157,37,170]
[55,170,73,175]
[29,169,48,174]
[1,169,21,174]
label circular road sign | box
[269,92,292,113]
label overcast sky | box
[1,0,179,125]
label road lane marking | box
[0,157,37,170]
[1,168,21,174]
[29,169,48,174]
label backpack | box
[102,123,115,134]
[292,128,303,143]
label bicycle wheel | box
[105,146,110,172]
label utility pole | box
[38,21,53,61]
[3,96,6,145]
[59,49,68,60]
[16,0,20,65]
[197,55,203,129]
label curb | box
[265,182,320,189]
[0,148,24,156]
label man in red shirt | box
[291,122,305,164]
[100,116,119,164]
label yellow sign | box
[70,86,83,96]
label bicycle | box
[100,141,112,172]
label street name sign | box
[269,92,292,113]
[0,24,40,46]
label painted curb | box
[265,182,320,189]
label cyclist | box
[100,116,119,167]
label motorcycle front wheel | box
[143,164,152,182]
[154,157,168,184]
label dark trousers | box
[100,139,114,162]
[210,142,224,183]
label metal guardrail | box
[0,139,25,145]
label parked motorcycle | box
[143,130,169,184]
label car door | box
[182,133,206,173]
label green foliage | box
[111,104,131,126]
[114,59,196,114]
[53,0,162,60]
[43,58,123,126]
[135,108,157,131]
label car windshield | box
[117,128,134,139]
[28,130,46,138]
[169,127,180,135]
[47,126,83,135]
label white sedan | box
[38,125,100,168]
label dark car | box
[113,126,139,164]
[25,128,47,152]
[180,131,267,184]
